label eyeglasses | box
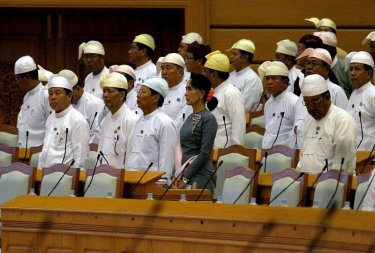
[302,96,323,107]
[304,60,323,68]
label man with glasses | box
[298,74,356,174]
[345,51,375,151]
[258,61,298,149]
[79,40,108,100]
[15,55,51,148]
[126,77,178,180]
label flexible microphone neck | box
[99,150,110,165]
[222,115,228,148]
[47,159,75,196]
[233,162,263,204]
[359,144,375,175]
[297,159,328,206]
[182,113,185,122]
[83,154,101,196]
[89,112,98,130]
[61,128,69,164]
[128,162,153,196]
[263,152,268,173]
[270,112,284,148]
[196,160,224,202]
[326,157,344,208]
[269,171,305,206]
[21,131,29,162]
[356,170,375,210]
[357,111,364,149]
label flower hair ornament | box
[206,88,215,102]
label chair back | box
[261,145,299,173]
[246,110,265,135]
[313,170,352,209]
[244,132,263,150]
[84,165,124,198]
[0,162,36,204]
[86,151,99,170]
[222,167,257,204]
[354,170,373,210]
[269,168,307,207]
[40,164,80,196]
[28,145,43,167]
[0,125,19,166]
[214,145,256,199]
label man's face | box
[15,74,32,93]
[229,49,247,70]
[102,87,125,114]
[350,63,372,89]
[177,42,188,58]
[369,41,375,61]
[275,53,290,68]
[265,75,288,97]
[185,52,200,73]
[137,85,158,113]
[305,57,328,78]
[161,63,183,87]
[303,93,330,120]
[48,88,72,113]
[128,43,143,64]
[83,53,104,74]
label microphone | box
[89,112,98,130]
[223,116,228,148]
[271,112,284,148]
[128,162,153,196]
[47,159,75,196]
[357,111,363,149]
[263,152,268,173]
[99,150,110,165]
[61,128,69,164]
[83,153,101,196]
[268,171,305,206]
[355,170,375,210]
[158,161,191,200]
[326,157,344,208]
[233,162,263,204]
[21,130,29,162]
[297,159,328,206]
[359,144,375,175]
[196,160,224,202]
[182,113,185,122]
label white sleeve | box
[225,88,245,145]
[72,118,90,168]
[361,170,375,211]
[158,121,178,179]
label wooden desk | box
[2,196,375,253]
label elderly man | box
[258,61,298,149]
[203,51,245,148]
[38,76,90,168]
[275,39,303,95]
[126,77,178,179]
[362,31,375,84]
[79,40,108,99]
[98,72,138,169]
[345,51,375,151]
[58,69,104,144]
[227,39,263,112]
[15,56,51,148]
[160,53,191,128]
[298,74,357,174]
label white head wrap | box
[142,77,168,98]
[257,61,289,80]
[301,74,328,97]
[78,40,105,59]
[58,70,79,87]
[14,55,37,74]
[227,39,255,54]
[305,17,337,30]
[109,65,136,81]
[162,53,185,68]
[133,34,155,51]
[345,51,375,71]
[181,32,203,44]
[362,31,375,45]
[48,75,73,91]
[100,72,128,90]
[313,31,337,47]
[276,39,298,57]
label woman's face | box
[185,80,205,106]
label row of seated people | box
[0,160,373,212]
